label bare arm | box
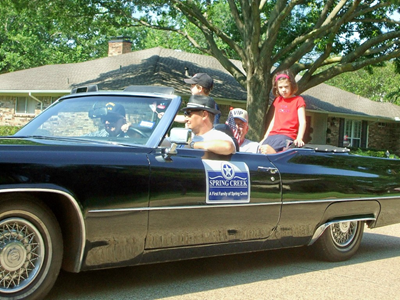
[192,140,235,155]
[294,106,306,147]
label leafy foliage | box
[0,0,134,73]
[326,62,400,105]
[350,147,399,159]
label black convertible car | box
[1,86,400,299]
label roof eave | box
[307,108,400,122]
[0,90,70,97]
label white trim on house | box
[0,90,70,97]
[306,108,400,123]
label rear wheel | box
[312,221,364,262]
[0,195,63,299]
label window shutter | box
[361,120,368,148]
[338,118,345,147]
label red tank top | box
[269,95,306,140]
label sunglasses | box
[184,110,203,117]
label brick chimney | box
[108,37,132,56]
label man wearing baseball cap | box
[86,102,136,138]
[230,108,259,153]
[182,95,235,155]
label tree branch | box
[275,0,363,67]
[172,0,245,57]
[227,0,245,40]
[298,48,400,93]
[342,30,400,64]
[260,0,298,59]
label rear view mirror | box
[169,128,192,145]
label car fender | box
[0,184,85,273]
[308,200,380,245]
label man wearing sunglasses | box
[182,95,236,155]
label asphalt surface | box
[45,224,400,300]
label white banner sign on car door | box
[203,160,250,204]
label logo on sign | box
[222,163,234,180]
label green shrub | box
[350,147,399,159]
[0,126,21,136]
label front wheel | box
[311,221,364,262]
[0,195,63,299]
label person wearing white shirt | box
[182,95,236,155]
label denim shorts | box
[263,134,293,152]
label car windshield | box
[15,95,173,145]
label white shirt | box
[240,139,259,153]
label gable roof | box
[1,47,400,121]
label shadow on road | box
[45,230,400,299]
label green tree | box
[130,0,400,139]
[326,62,400,105]
[0,0,131,73]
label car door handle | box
[258,166,278,174]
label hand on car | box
[294,138,304,147]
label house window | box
[344,119,362,147]
[16,97,36,114]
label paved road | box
[45,224,400,300]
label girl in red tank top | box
[259,70,306,154]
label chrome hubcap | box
[0,218,44,293]
[339,221,350,233]
[1,241,27,272]
[330,221,357,248]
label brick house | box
[0,39,399,154]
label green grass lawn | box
[0,126,20,136]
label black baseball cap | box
[105,102,125,118]
[184,73,214,90]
